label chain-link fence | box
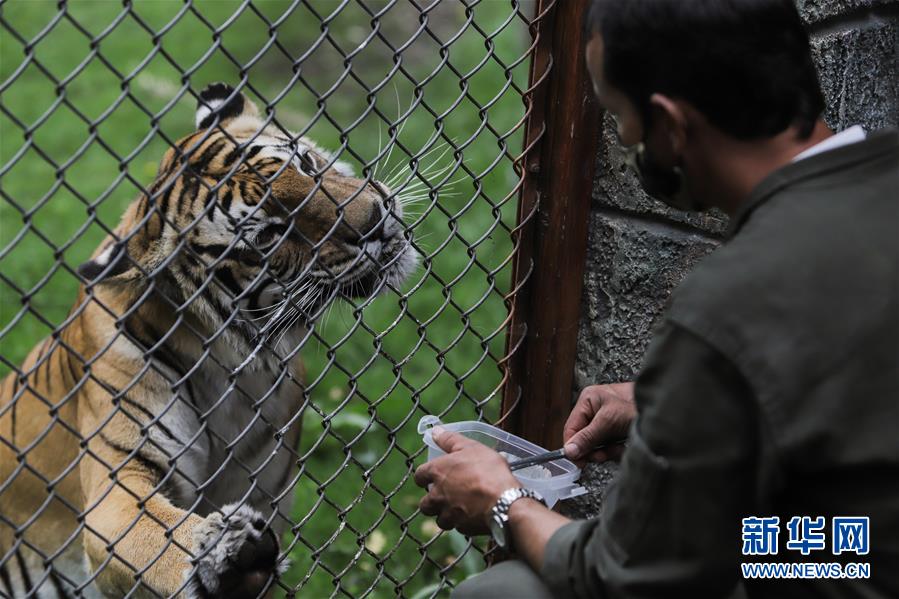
[0,0,561,597]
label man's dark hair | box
[587,0,825,139]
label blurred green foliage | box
[0,1,531,597]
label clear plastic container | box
[418,415,587,508]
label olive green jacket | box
[542,130,899,598]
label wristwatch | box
[489,487,547,549]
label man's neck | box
[713,120,833,216]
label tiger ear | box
[195,83,260,130]
[77,241,133,284]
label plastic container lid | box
[418,415,587,509]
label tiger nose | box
[356,205,386,241]
[351,182,390,241]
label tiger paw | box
[187,503,282,598]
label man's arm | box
[505,497,571,568]
[540,320,760,598]
[505,381,639,569]
[414,319,759,598]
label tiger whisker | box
[397,189,462,202]
[378,86,410,185]
[262,279,311,330]
[236,312,278,325]
[389,157,458,192]
[383,153,454,190]
[383,165,408,189]
[373,120,384,180]
[382,138,454,186]
[418,162,459,183]
[263,307,295,339]
[401,138,457,174]
[393,186,457,203]
[239,304,278,314]
[258,299,294,333]
[273,310,303,351]
[398,178,467,203]
[419,140,457,170]
[396,202,429,212]
[322,299,336,332]
[265,277,324,350]
[396,191,431,201]
[239,299,286,315]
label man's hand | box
[563,382,636,466]
[414,428,520,536]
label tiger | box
[0,82,417,598]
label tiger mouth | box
[280,235,414,306]
[245,233,417,343]
[334,236,416,298]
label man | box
[414,1,898,597]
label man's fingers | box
[564,420,607,460]
[562,409,592,446]
[413,462,433,488]
[431,428,476,453]
[563,384,636,457]
[562,390,600,443]
[419,492,441,517]
[436,509,455,531]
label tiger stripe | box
[14,549,32,595]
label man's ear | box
[195,82,261,130]
[648,93,688,156]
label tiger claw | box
[186,503,282,598]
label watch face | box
[489,514,506,548]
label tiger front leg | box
[80,457,281,597]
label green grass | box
[0,1,531,597]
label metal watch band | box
[490,487,547,550]
[496,487,546,513]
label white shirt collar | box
[792,125,867,163]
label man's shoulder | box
[664,235,778,350]
[666,216,802,322]
[667,175,898,354]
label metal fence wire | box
[0,0,553,597]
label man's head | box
[585,0,827,213]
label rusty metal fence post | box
[502,0,602,450]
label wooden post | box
[501,0,603,450]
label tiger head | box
[78,83,417,351]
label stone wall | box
[563,0,898,518]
